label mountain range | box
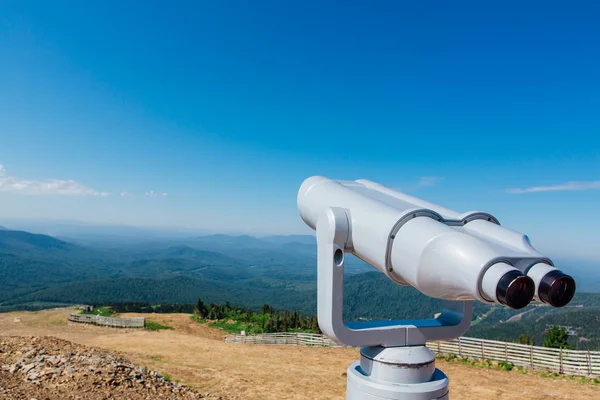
[0,226,361,311]
[0,222,599,350]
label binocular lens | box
[496,271,535,310]
[539,270,576,308]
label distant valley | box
[0,225,371,312]
[0,221,599,350]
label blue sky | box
[0,1,599,260]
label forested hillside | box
[1,228,599,349]
[0,230,126,303]
[468,305,600,350]
[1,275,317,312]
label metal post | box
[530,346,534,368]
[480,341,484,359]
[559,347,563,374]
[346,345,449,400]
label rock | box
[23,350,36,358]
[64,365,76,375]
[22,363,36,374]
[40,367,61,376]
[0,336,229,399]
[26,371,41,381]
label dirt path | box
[506,308,537,323]
[1,310,597,399]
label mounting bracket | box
[316,207,473,347]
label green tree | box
[543,327,572,349]
[517,333,535,346]
[194,298,206,318]
[281,313,289,332]
[311,316,321,334]
[261,304,272,315]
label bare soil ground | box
[0,310,598,399]
[0,336,221,399]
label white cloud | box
[0,164,110,196]
[417,177,441,187]
[145,191,168,197]
[506,181,600,194]
[120,191,133,197]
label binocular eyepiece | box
[526,263,576,308]
[486,265,576,310]
[496,270,535,310]
[538,270,576,307]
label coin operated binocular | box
[298,176,576,399]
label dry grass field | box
[0,310,597,399]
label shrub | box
[498,361,514,371]
[145,320,173,331]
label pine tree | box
[194,298,206,318]
[311,317,321,334]
[282,312,289,332]
[207,303,218,320]
[261,304,271,315]
[275,311,281,332]
[267,315,275,333]
[543,327,572,349]
[517,333,534,345]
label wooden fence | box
[433,336,600,377]
[224,332,600,377]
[67,313,145,328]
[224,332,345,347]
